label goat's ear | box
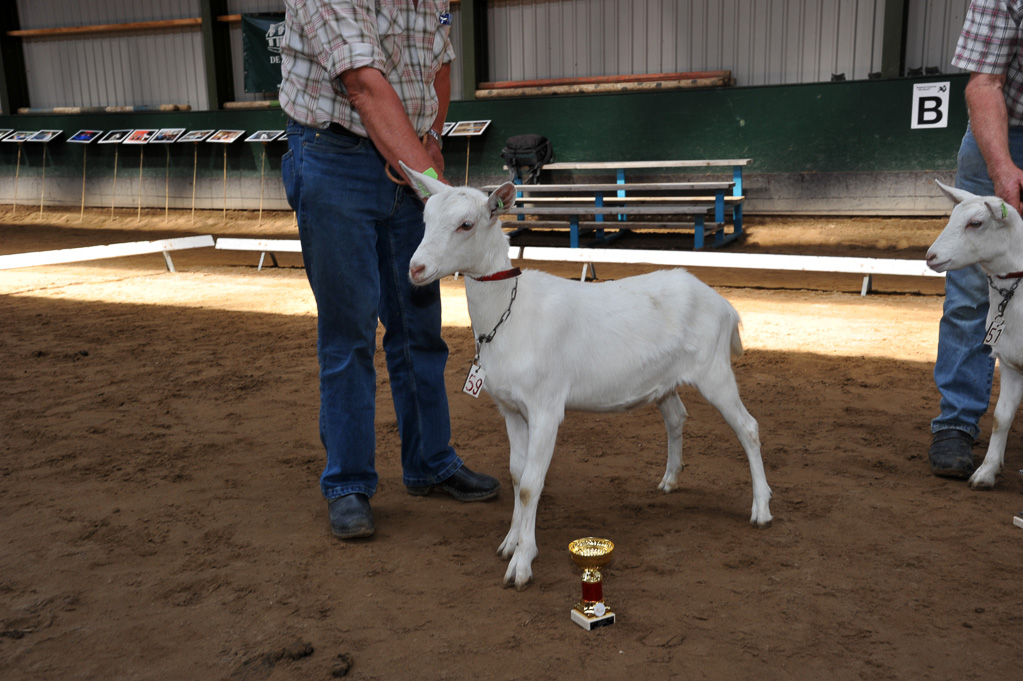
[399,161,448,201]
[935,179,976,205]
[488,182,517,217]
[984,198,1014,223]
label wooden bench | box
[503,205,725,249]
[494,159,750,249]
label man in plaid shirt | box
[280,0,500,540]
[930,1,1023,478]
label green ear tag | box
[423,168,438,180]
[497,198,504,209]
[415,181,431,198]
[1002,202,1009,218]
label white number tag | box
[986,318,1004,346]
[462,363,486,398]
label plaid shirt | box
[953,0,1023,124]
[280,0,455,136]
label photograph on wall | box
[27,130,63,143]
[441,121,456,136]
[98,129,132,144]
[69,130,103,143]
[447,120,491,136]
[178,129,214,143]
[244,130,284,143]
[0,129,13,140]
[123,129,157,144]
[150,128,186,143]
[4,131,38,143]
[208,129,246,143]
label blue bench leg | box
[694,216,705,250]
[734,204,743,236]
[571,215,580,248]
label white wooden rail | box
[0,235,215,272]
[207,237,940,295]
[509,246,942,295]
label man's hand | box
[966,71,1023,211]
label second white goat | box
[926,180,1023,489]
[403,164,772,589]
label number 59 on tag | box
[463,364,486,398]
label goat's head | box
[402,162,518,285]
[926,180,1023,274]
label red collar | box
[997,272,1023,279]
[472,267,521,282]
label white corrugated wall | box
[904,0,969,73]
[11,0,972,110]
[486,0,971,86]
[16,0,208,109]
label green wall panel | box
[0,76,968,191]
[446,75,969,179]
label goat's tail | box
[729,310,744,359]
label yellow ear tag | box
[1002,202,1009,218]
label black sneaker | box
[928,430,975,479]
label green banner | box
[242,13,286,94]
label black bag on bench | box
[501,134,554,184]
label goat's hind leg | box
[656,392,688,492]
[971,363,1023,489]
[696,368,772,527]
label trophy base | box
[571,608,616,630]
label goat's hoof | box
[968,471,997,490]
[750,515,773,529]
[502,571,533,590]
[657,480,677,493]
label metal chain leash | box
[474,278,518,363]
[987,274,1022,318]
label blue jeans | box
[281,120,462,500]
[931,124,1023,437]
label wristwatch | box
[426,129,443,150]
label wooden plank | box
[485,182,735,192]
[479,70,733,90]
[511,196,743,204]
[504,220,719,231]
[477,77,731,98]
[508,206,711,216]
[543,160,752,170]
[0,235,214,270]
[8,18,202,38]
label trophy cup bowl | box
[568,537,615,630]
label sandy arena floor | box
[1,206,1021,681]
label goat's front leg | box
[971,363,1023,489]
[656,392,688,492]
[498,410,529,558]
[503,411,561,590]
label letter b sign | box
[912,82,950,129]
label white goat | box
[926,180,1023,489]
[402,164,772,589]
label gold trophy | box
[568,537,616,630]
